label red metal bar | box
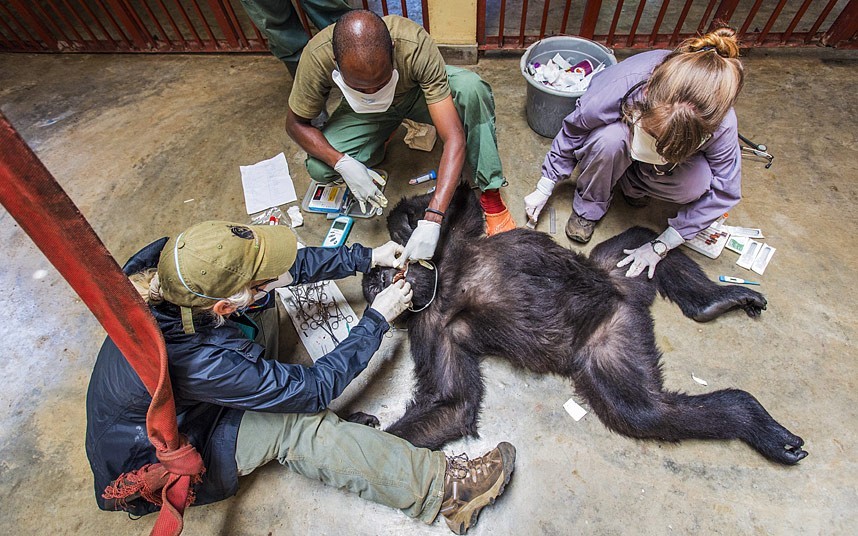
[497,0,507,48]
[0,4,37,51]
[579,0,601,39]
[755,0,788,45]
[559,0,572,34]
[538,0,551,40]
[59,0,102,49]
[697,0,719,34]
[781,0,814,45]
[39,0,80,44]
[626,0,647,48]
[823,0,858,46]
[121,0,159,50]
[137,0,173,49]
[711,0,739,28]
[420,0,429,31]
[671,0,694,46]
[172,0,204,48]
[6,0,59,49]
[188,0,220,50]
[381,0,389,17]
[219,0,252,50]
[400,0,408,19]
[518,0,529,48]
[738,0,764,36]
[93,0,134,49]
[200,0,238,49]
[806,0,840,44]
[649,0,671,46]
[155,0,189,49]
[607,0,625,46]
[104,0,148,49]
[477,0,486,45]
[77,0,120,49]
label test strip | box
[751,243,776,275]
[736,239,761,270]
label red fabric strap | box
[0,112,204,536]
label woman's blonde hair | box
[130,269,254,327]
[625,27,744,163]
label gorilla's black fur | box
[362,185,807,465]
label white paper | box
[563,397,588,421]
[240,152,297,214]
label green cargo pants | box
[239,0,351,67]
[235,410,446,522]
[234,302,446,523]
[307,66,505,192]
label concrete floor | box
[0,47,856,535]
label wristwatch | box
[650,239,669,258]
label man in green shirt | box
[286,10,516,266]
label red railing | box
[478,0,858,50]
[0,0,428,53]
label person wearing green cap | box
[85,221,516,534]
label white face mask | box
[252,271,294,302]
[629,122,669,165]
[332,68,399,114]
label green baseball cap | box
[158,220,298,309]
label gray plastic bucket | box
[520,36,617,138]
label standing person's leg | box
[301,0,352,33]
[567,121,633,243]
[235,409,516,532]
[406,66,515,235]
[239,0,307,73]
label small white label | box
[563,397,588,421]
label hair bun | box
[696,27,740,58]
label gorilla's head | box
[362,262,439,314]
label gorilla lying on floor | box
[362,184,807,465]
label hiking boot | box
[440,442,516,534]
[485,208,517,236]
[622,191,650,208]
[565,212,597,243]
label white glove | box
[524,177,556,224]
[616,227,684,278]
[371,241,405,268]
[333,154,388,214]
[395,220,441,268]
[370,279,413,323]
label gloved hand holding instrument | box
[370,279,413,323]
[524,177,556,225]
[334,154,389,214]
[395,219,441,268]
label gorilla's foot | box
[692,287,768,322]
[755,424,808,465]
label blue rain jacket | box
[85,238,387,515]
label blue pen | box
[719,275,760,285]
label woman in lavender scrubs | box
[525,28,745,279]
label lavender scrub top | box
[541,50,742,238]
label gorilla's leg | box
[385,316,485,450]
[573,303,807,464]
[590,227,768,322]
